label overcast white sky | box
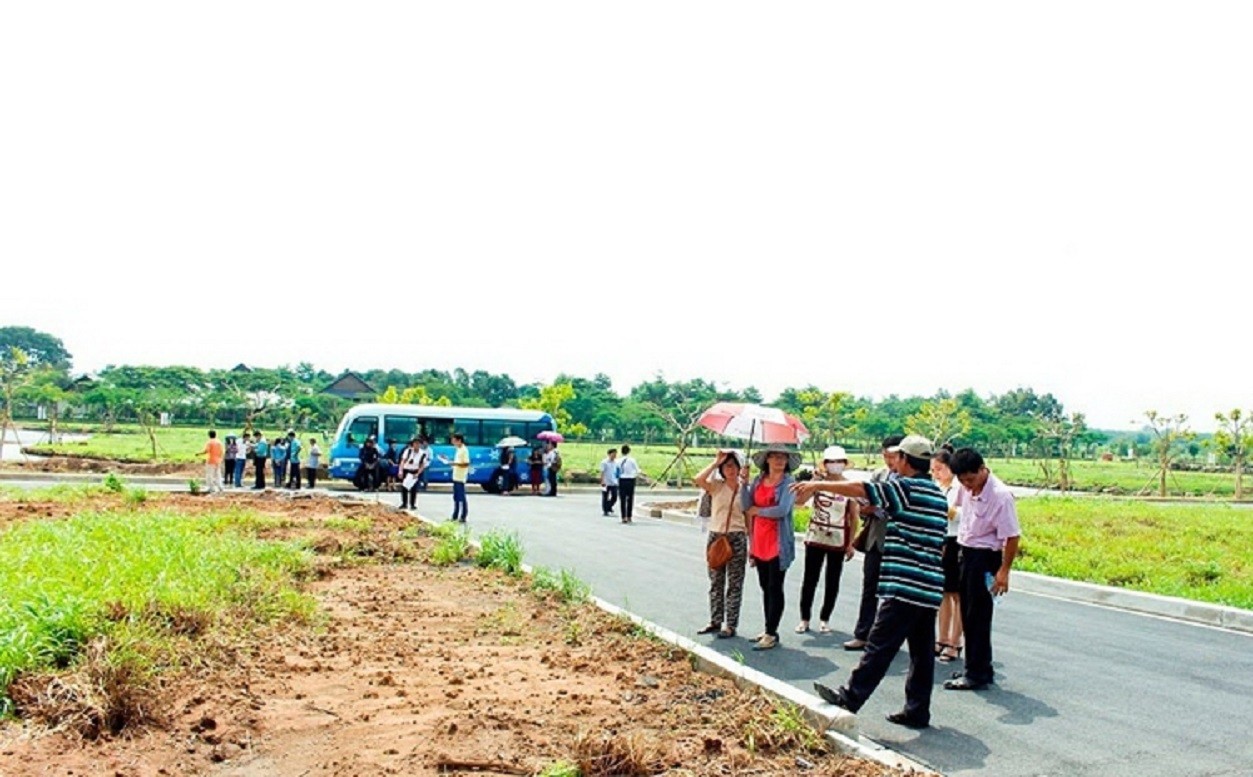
[2,2,1249,432]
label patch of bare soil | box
[3,453,199,477]
[0,494,913,776]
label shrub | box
[430,523,471,566]
[476,530,524,575]
[102,473,124,493]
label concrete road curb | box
[367,496,934,775]
[642,503,1253,636]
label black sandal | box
[697,623,720,635]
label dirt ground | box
[1,453,200,477]
[0,493,913,776]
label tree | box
[1034,412,1087,491]
[629,375,722,485]
[0,326,72,373]
[795,389,863,455]
[17,368,70,442]
[127,388,178,459]
[906,397,972,449]
[83,384,130,431]
[1213,409,1253,501]
[1141,411,1194,497]
[0,347,34,458]
[519,382,587,437]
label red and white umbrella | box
[696,402,809,446]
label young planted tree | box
[129,388,177,459]
[796,389,863,457]
[905,397,972,449]
[1141,410,1194,497]
[17,368,69,443]
[1034,412,1087,492]
[1213,409,1252,501]
[519,382,588,437]
[0,347,33,458]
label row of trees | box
[1,326,1249,496]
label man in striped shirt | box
[792,434,948,729]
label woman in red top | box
[744,444,800,651]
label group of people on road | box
[693,434,1021,729]
[596,445,641,522]
[202,429,322,493]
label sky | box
[2,2,1250,433]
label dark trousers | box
[842,598,937,723]
[601,485,619,515]
[959,546,1002,684]
[452,481,468,521]
[287,462,301,489]
[224,459,234,486]
[400,470,420,508]
[799,544,846,622]
[619,478,637,520]
[754,557,787,638]
[254,456,266,488]
[547,469,559,496]
[304,467,317,489]
[853,546,884,640]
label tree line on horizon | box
[2,326,1250,493]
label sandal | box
[939,645,963,663]
[795,621,810,634]
[696,623,720,635]
[934,642,950,656]
[818,622,832,634]
[717,628,736,639]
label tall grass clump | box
[531,566,591,603]
[476,530,525,575]
[0,510,314,717]
[429,522,471,566]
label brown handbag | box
[706,487,738,569]
[707,534,733,569]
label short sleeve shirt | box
[955,473,1021,550]
[863,475,947,609]
[452,446,471,484]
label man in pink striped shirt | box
[947,448,1021,691]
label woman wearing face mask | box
[794,446,860,635]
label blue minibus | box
[328,404,556,491]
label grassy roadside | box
[0,504,315,722]
[1016,497,1253,609]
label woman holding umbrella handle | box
[743,444,800,651]
[694,449,749,639]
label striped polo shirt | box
[864,475,948,609]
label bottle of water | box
[985,572,1000,605]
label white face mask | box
[826,462,846,475]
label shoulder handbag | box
[705,487,737,569]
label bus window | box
[346,415,378,445]
[453,419,483,446]
[421,418,455,445]
[384,415,419,444]
[481,420,518,446]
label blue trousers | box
[452,482,468,521]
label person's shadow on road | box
[981,685,1059,725]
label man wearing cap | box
[945,447,1021,691]
[844,434,905,651]
[793,434,947,728]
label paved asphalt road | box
[5,479,1252,775]
[376,487,1253,777]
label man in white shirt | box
[617,444,641,523]
[599,448,620,516]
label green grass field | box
[0,504,315,715]
[1016,497,1253,609]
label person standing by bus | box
[252,431,269,489]
[399,438,425,510]
[304,437,321,489]
[528,446,544,495]
[543,442,562,497]
[201,430,225,494]
[286,431,302,489]
[449,432,470,521]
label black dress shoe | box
[944,676,989,691]
[813,682,854,711]
[885,710,930,729]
